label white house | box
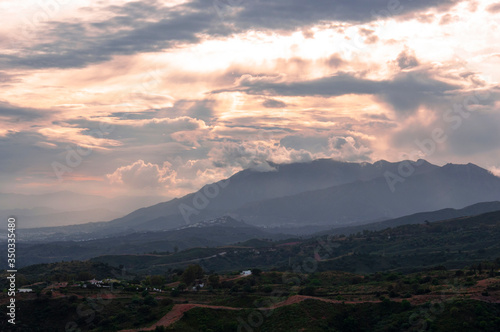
[18,288,32,293]
[240,270,252,276]
[88,279,103,285]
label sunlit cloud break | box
[0,0,499,198]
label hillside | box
[81,209,500,276]
[3,210,500,331]
[312,201,500,236]
[3,217,288,268]
[3,251,500,331]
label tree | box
[251,268,262,277]
[208,274,220,288]
[181,264,204,285]
[149,275,166,287]
[77,271,94,281]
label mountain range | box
[9,159,500,241]
[85,159,500,234]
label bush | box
[389,290,399,298]
[251,268,262,276]
[144,295,158,306]
[299,286,315,296]
[161,298,173,306]
[262,286,273,293]
[138,305,152,315]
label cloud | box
[0,101,49,122]
[208,140,314,170]
[61,115,210,148]
[324,54,345,68]
[38,126,122,149]
[489,166,500,177]
[207,132,374,172]
[439,13,458,25]
[328,136,372,161]
[394,48,419,69]
[107,159,177,189]
[0,71,18,86]
[1,1,218,69]
[280,135,329,153]
[486,2,500,13]
[387,87,500,165]
[0,131,58,173]
[0,0,463,70]
[358,28,379,44]
[230,0,461,30]
[217,70,460,115]
[262,99,287,108]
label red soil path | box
[118,295,383,331]
[119,285,500,332]
[119,304,241,332]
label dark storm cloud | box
[0,101,49,122]
[229,0,461,30]
[0,131,56,173]
[0,1,219,69]
[388,86,500,157]
[215,71,460,115]
[262,99,287,108]
[0,0,462,70]
[218,73,381,96]
[377,71,459,114]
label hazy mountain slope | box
[88,209,500,276]
[14,159,499,240]
[104,159,439,231]
[234,163,500,226]
[312,201,500,236]
[0,191,165,228]
[7,217,287,267]
[0,208,122,228]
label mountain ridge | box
[10,159,500,240]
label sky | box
[1,0,500,200]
